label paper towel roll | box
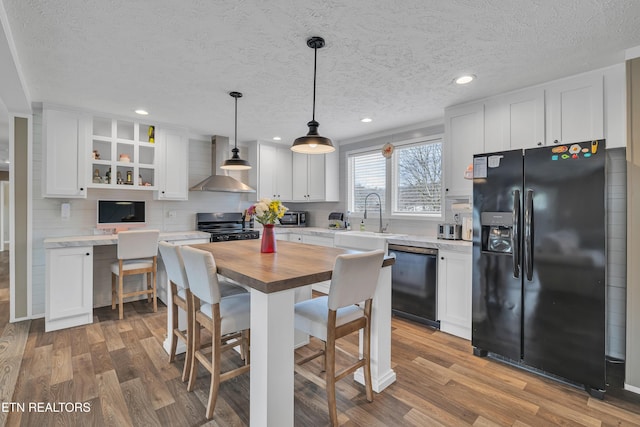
[451,203,472,212]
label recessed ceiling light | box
[454,75,476,85]
[273,136,282,141]
[135,109,149,115]
[361,118,372,123]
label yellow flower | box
[249,198,288,225]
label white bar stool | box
[294,249,385,426]
[110,229,160,320]
[181,245,251,420]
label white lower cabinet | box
[301,235,334,247]
[46,246,93,332]
[437,250,472,340]
[288,233,303,243]
[275,232,290,241]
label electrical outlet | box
[168,210,177,218]
[61,202,71,220]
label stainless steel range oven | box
[196,212,259,242]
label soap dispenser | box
[360,220,365,231]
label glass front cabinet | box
[89,117,157,190]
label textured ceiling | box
[3,0,640,146]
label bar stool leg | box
[118,265,124,320]
[111,273,116,309]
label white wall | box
[31,111,254,316]
[1,181,7,250]
[607,148,628,360]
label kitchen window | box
[347,137,442,217]
[392,138,442,216]
[348,149,386,214]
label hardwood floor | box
[2,261,640,425]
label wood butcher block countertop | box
[190,239,395,294]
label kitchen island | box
[190,239,395,427]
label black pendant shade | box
[221,91,252,170]
[291,36,335,154]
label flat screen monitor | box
[97,200,146,230]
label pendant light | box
[221,91,251,170]
[291,36,335,154]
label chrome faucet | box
[364,192,386,233]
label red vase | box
[261,224,276,253]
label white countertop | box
[274,227,472,253]
[45,227,473,253]
[43,231,211,248]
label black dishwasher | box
[388,244,439,328]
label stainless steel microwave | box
[278,211,308,227]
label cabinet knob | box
[554,139,559,144]
[537,142,542,146]
[80,187,84,191]
[86,253,90,256]
[440,256,444,260]
[445,188,449,192]
[162,191,165,194]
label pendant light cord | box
[234,95,238,149]
[312,46,317,122]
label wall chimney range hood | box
[189,136,255,193]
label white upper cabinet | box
[444,102,484,197]
[546,72,604,145]
[446,65,626,197]
[42,108,88,198]
[275,147,293,200]
[484,88,545,152]
[257,144,292,200]
[155,128,189,200]
[292,150,339,202]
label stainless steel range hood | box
[189,136,255,193]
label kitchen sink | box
[334,230,407,251]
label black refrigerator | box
[472,140,606,395]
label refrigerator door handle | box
[524,189,534,281]
[512,189,520,278]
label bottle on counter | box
[148,126,155,143]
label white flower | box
[255,202,268,216]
